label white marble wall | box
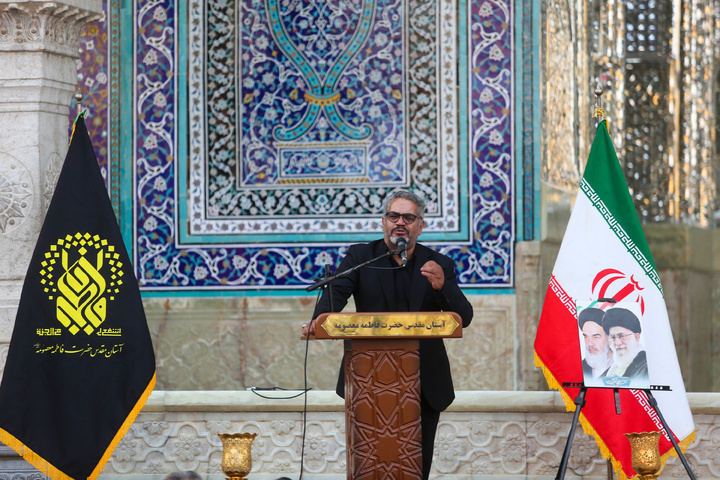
[96,391,720,480]
[3,390,717,480]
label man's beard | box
[586,347,612,373]
[390,229,409,247]
[612,340,640,368]
[390,235,407,246]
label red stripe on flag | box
[534,278,582,386]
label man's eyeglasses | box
[385,212,421,224]
[608,332,635,342]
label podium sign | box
[311,312,462,480]
[318,312,461,338]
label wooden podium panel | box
[346,339,422,479]
[309,312,462,480]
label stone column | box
[515,240,546,390]
[0,0,102,375]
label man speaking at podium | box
[306,189,473,479]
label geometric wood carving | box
[345,339,422,479]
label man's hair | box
[164,472,203,480]
[382,190,427,218]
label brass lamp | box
[218,432,257,480]
[624,431,662,480]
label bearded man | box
[602,307,648,383]
[579,307,613,384]
[303,189,473,480]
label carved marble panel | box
[0,155,32,235]
[2,391,718,479]
[0,2,101,56]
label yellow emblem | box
[39,233,124,335]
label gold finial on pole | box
[74,91,84,116]
[592,83,605,121]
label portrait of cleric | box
[577,302,650,389]
[578,307,613,387]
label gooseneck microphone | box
[396,238,408,267]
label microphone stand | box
[305,248,402,293]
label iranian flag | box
[534,119,694,479]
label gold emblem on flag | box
[39,233,124,335]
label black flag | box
[0,115,156,480]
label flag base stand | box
[556,383,696,480]
[644,389,696,480]
[555,384,586,480]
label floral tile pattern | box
[75,0,515,290]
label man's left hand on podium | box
[301,319,317,337]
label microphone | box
[396,238,408,267]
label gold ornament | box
[218,432,257,480]
[624,431,662,480]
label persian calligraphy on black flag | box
[0,114,156,480]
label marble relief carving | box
[89,408,713,478]
[144,297,345,391]
[103,414,347,476]
[0,2,100,54]
[0,7,43,45]
[0,156,33,235]
[0,471,47,480]
[446,299,514,390]
[42,152,63,208]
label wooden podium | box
[311,312,463,480]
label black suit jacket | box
[623,350,648,381]
[312,239,473,412]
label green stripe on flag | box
[582,120,658,285]
[580,179,663,294]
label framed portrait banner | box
[576,300,650,389]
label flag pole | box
[589,82,696,480]
[554,84,612,480]
[73,90,88,125]
[593,87,616,480]
[75,91,83,116]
